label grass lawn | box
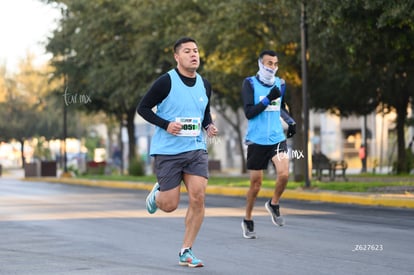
[79,174,414,193]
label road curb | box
[23,177,414,209]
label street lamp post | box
[301,1,311,187]
[60,7,71,178]
[63,84,68,174]
[61,80,71,178]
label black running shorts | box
[246,140,288,170]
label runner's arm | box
[241,78,267,119]
[202,78,213,129]
[137,74,171,130]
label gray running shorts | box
[154,149,208,191]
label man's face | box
[174,42,200,73]
[261,54,278,70]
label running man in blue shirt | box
[240,50,296,239]
[137,37,218,267]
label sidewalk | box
[0,168,24,179]
[19,175,414,209]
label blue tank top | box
[245,77,286,145]
[150,69,208,155]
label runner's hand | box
[266,86,281,101]
[167,122,182,135]
[287,123,296,138]
[206,124,218,137]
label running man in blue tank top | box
[137,37,218,267]
[240,50,296,239]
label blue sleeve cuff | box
[261,97,270,106]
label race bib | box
[175,117,201,136]
[260,96,281,111]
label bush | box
[129,157,145,176]
[86,161,106,175]
[406,148,414,173]
[67,165,79,176]
[392,148,414,174]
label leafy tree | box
[44,0,179,162]
[307,0,414,173]
[0,55,84,166]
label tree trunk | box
[395,93,408,173]
[291,85,305,182]
[19,139,25,168]
[126,108,137,161]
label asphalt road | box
[1,178,413,275]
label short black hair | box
[173,37,197,53]
[259,50,278,59]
